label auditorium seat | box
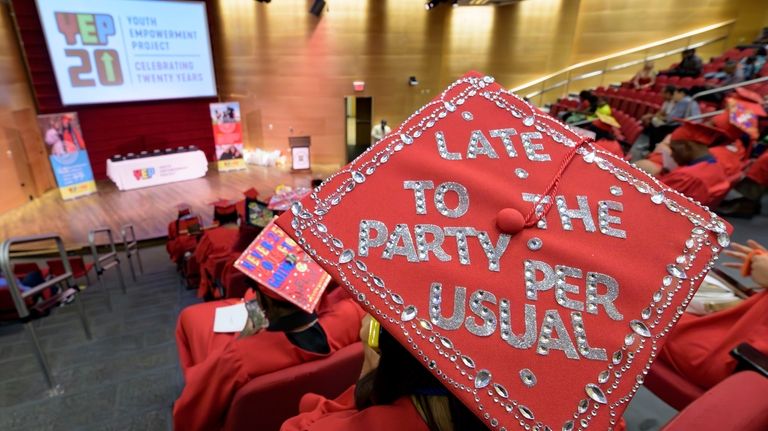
[46,257,94,283]
[645,355,707,410]
[13,262,49,279]
[223,342,365,431]
[661,371,768,431]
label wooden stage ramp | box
[0,165,333,249]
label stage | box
[0,164,336,249]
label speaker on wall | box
[310,0,326,16]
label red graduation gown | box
[191,226,239,297]
[709,141,746,178]
[746,151,768,186]
[280,386,430,431]
[658,290,768,390]
[596,139,624,158]
[659,158,729,207]
[173,295,365,431]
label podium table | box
[106,150,208,191]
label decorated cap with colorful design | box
[275,72,731,430]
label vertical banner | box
[37,113,97,200]
[210,102,246,172]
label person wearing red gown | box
[173,284,365,431]
[658,122,730,207]
[166,204,198,263]
[658,240,768,390]
[187,200,240,297]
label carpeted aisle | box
[0,245,200,431]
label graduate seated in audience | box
[185,200,241,297]
[558,90,598,123]
[166,203,201,264]
[281,315,487,431]
[658,239,768,391]
[718,149,768,217]
[173,280,365,431]
[656,122,730,207]
[0,268,63,317]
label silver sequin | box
[461,111,474,121]
[519,368,537,388]
[403,180,435,215]
[382,224,419,262]
[521,132,551,162]
[489,128,519,157]
[358,220,388,257]
[429,283,466,330]
[434,131,462,160]
[466,290,497,337]
[467,130,499,159]
[515,168,529,179]
[527,237,543,251]
[434,182,470,218]
[585,383,608,404]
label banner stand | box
[210,102,246,172]
[36,112,97,200]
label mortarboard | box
[709,110,744,141]
[724,92,766,140]
[275,72,731,430]
[243,187,260,200]
[733,87,765,107]
[210,199,237,216]
[176,203,191,217]
[670,121,728,147]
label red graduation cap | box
[243,187,260,200]
[210,199,237,216]
[670,121,727,147]
[176,203,191,217]
[275,72,731,430]
[733,87,765,107]
[709,110,744,141]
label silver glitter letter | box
[465,290,497,337]
[598,200,627,239]
[403,180,435,215]
[524,259,555,300]
[414,224,452,262]
[435,131,462,160]
[555,265,585,311]
[489,128,518,157]
[586,272,623,321]
[499,300,536,349]
[434,182,470,218]
[522,193,550,229]
[476,231,510,272]
[571,312,607,361]
[521,132,551,162]
[537,309,579,360]
[555,195,596,232]
[429,282,466,331]
[445,227,478,265]
[358,220,388,257]
[382,224,419,262]
[467,130,499,159]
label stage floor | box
[0,165,335,249]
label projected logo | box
[55,13,124,87]
[133,167,155,180]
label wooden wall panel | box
[214,0,762,168]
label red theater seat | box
[645,355,707,410]
[661,372,768,431]
[46,257,94,281]
[223,342,364,431]
[13,262,49,279]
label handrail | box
[692,76,768,100]
[0,233,92,390]
[511,20,736,104]
[88,227,128,310]
[121,224,143,282]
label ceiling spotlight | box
[452,0,459,6]
[425,1,437,10]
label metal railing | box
[0,234,92,391]
[121,224,144,282]
[88,227,128,311]
[511,20,736,107]
[692,75,768,100]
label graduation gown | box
[746,151,768,186]
[709,141,746,179]
[280,386,430,431]
[191,225,239,297]
[172,295,365,431]
[658,289,768,390]
[659,156,729,207]
[595,139,624,158]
